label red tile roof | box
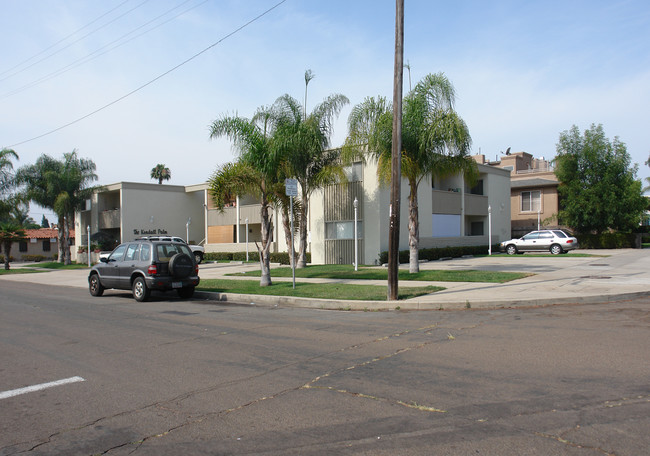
[24,228,76,239]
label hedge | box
[575,232,640,249]
[20,254,48,262]
[204,251,310,265]
[0,255,14,263]
[378,245,492,264]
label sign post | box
[285,179,298,289]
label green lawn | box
[198,279,444,301]
[0,267,43,275]
[231,264,529,283]
[23,262,89,270]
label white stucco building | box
[76,162,511,264]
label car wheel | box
[89,273,105,297]
[132,276,150,302]
[194,251,203,264]
[169,253,194,279]
[177,286,195,299]
[550,244,563,255]
[506,245,517,255]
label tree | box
[17,151,98,264]
[208,109,283,286]
[0,148,25,269]
[41,214,50,228]
[272,91,349,268]
[151,164,171,184]
[554,124,646,234]
[345,73,476,273]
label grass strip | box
[0,268,43,275]
[198,279,444,301]
[231,264,528,283]
[23,262,89,270]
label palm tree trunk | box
[408,181,419,274]
[3,241,10,270]
[297,187,308,268]
[281,205,294,268]
[63,217,71,265]
[258,201,273,286]
[57,215,65,263]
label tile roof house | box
[3,227,75,262]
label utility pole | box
[388,0,404,301]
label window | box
[325,221,363,240]
[19,241,27,252]
[110,244,127,261]
[42,239,51,252]
[470,221,484,236]
[521,190,541,212]
[432,214,461,237]
[125,244,139,261]
[141,244,151,262]
[344,162,362,182]
[470,180,484,195]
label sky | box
[1,0,649,222]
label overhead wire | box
[0,0,151,84]
[6,0,288,148]
[1,0,209,100]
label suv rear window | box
[156,243,192,261]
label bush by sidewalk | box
[378,245,492,264]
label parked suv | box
[499,229,578,255]
[88,238,200,302]
[138,235,204,264]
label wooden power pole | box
[388,0,404,301]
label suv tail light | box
[147,264,158,275]
[195,264,199,275]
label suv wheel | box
[177,286,195,299]
[89,273,105,297]
[506,244,517,255]
[169,253,194,278]
[550,244,563,255]
[132,276,151,302]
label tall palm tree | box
[0,148,19,204]
[345,73,476,273]
[151,164,171,184]
[17,151,98,264]
[0,148,25,270]
[272,92,349,268]
[209,108,283,286]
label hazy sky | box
[1,0,649,221]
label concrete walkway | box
[2,249,649,310]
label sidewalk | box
[2,249,649,311]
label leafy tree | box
[0,148,25,269]
[209,109,283,286]
[17,151,98,264]
[151,164,171,184]
[272,90,349,268]
[554,124,646,234]
[344,73,476,273]
[10,205,40,229]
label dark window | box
[470,221,484,236]
[141,244,151,262]
[19,241,28,252]
[43,239,51,252]
[470,180,484,195]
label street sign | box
[285,178,298,197]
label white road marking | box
[0,376,85,400]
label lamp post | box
[245,218,249,262]
[353,197,358,271]
[537,209,541,231]
[488,205,492,256]
[186,217,191,243]
[87,225,91,267]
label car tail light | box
[195,264,199,274]
[566,240,573,243]
[148,264,158,275]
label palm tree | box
[17,151,98,264]
[0,221,25,270]
[151,164,171,184]
[272,92,349,268]
[0,148,19,207]
[0,148,24,270]
[345,73,476,273]
[208,109,283,286]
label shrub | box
[576,232,639,249]
[378,245,492,264]
[0,254,14,263]
[21,254,47,262]
[204,251,310,265]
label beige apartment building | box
[76,161,512,265]
[475,151,561,238]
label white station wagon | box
[499,230,579,255]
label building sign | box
[133,228,168,235]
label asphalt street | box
[1,281,648,455]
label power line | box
[0,0,150,84]
[6,0,288,149]
[1,0,209,100]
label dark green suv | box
[88,238,200,302]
